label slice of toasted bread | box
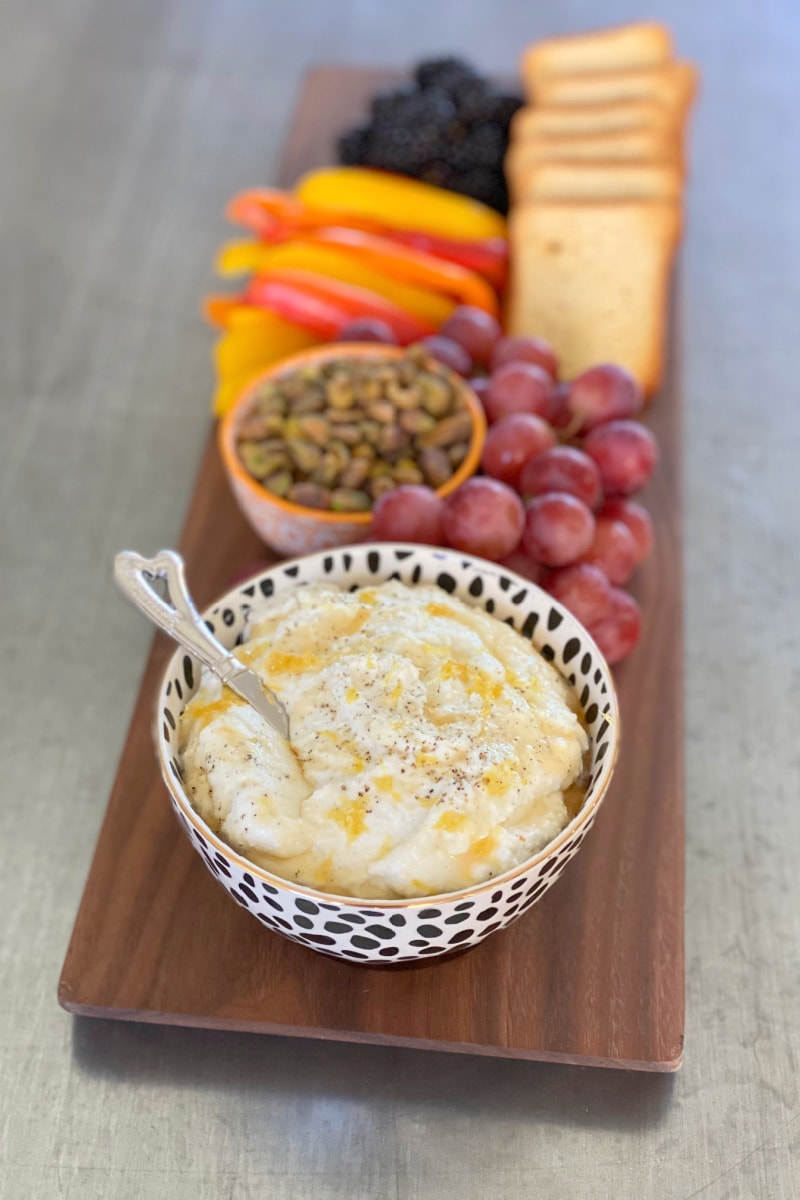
[521,22,673,90]
[506,201,681,395]
[506,128,681,181]
[511,161,684,204]
[510,100,680,140]
[532,62,698,114]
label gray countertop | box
[2,1,799,1197]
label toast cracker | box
[511,161,684,204]
[506,128,681,180]
[521,23,673,92]
[510,100,680,140]
[532,62,698,115]
[506,201,681,395]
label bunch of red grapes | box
[366,306,658,665]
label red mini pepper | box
[239,279,352,339]
[242,269,434,343]
[387,231,508,291]
[300,228,500,317]
[225,189,307,237]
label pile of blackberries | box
[337,58,522,214]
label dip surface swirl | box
[179,581,588,899]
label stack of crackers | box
[505,23,697,397]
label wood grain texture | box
[58,66,684,1071]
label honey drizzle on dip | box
[179,581,589,899]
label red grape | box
[491,334,558,380]
[442,478,525,561]
[545,563,612,627]
[484,362,555,424]
[549,381,572,430]
[498,547,547,585]
[521,493,595,568]
[468,376,491,407]
[417,335,472,377]
[589,588,642,665]
[337,317,398,344]
[439,307,502,368]
[583,419,658,495]
[481,414,556,488]
[566,364,643,432]
[518,446,603,510]
[371,485,445,544]
[599,498,654,564]
[581,516,638,585]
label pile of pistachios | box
[235,347,474,512]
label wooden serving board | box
[58,67,684,1071]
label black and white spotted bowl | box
[154,544,620,964]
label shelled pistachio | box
[236,348,475,509]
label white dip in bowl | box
[179,580,588,900]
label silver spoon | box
[114,549,290,740]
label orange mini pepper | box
[388,231,508,291]
[225,188,307,233]
[301,227,500,317]
[216,240,456,327]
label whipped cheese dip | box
[179,581,588,899]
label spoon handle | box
[114,549,244,682]
[114,549,290,739]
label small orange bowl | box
[218,343,487,557]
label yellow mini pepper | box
[215,240,456,327]
[294,168,507,242]
[212,308,318,416]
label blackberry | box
[491,93,524,134]
[442,117,471,144]
[450,77,500,123]
[336,57,515,208]
[419,161,458,189]
[366,125,420,174]
[418,85,457,124]
[374,88,453,133]
[367,120,453,176]
[337,126,369,166]
[460,121,506,169]
[449,166,509,214]
[444,132,480,174]
[410,125,451,171]
[414,57,478,94]
[370,84,419,125]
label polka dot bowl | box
[154,543,619,964]
[218,343,486,559]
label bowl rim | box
[155,543,620,909]
[218,342,487,525]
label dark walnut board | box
[59,66,684,1071]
